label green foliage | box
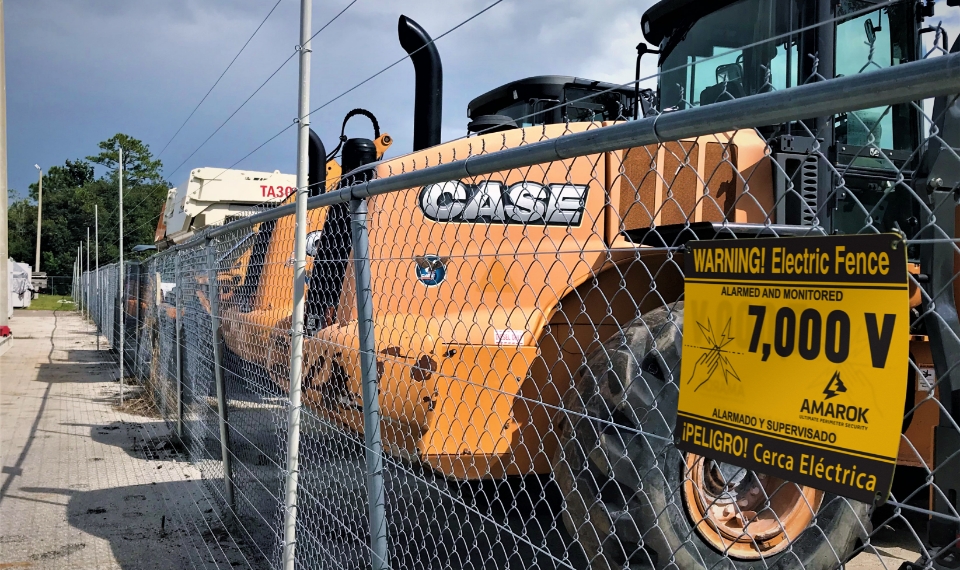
[6,134,169,278]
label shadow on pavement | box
[18,481,264,569]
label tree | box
[7,194,37,270]
[6,134,168,280]
[86,134,170,269]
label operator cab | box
[642,0,926,233]
[466,75,652,134]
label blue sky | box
[5,0,959,200]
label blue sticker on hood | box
[415,255,447,287]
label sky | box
[4,0,658,199]
[5,0,959,201]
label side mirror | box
[634,42,661,120]
[864,19,880,45]
[716,63,743,84]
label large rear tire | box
[553,302,871,569]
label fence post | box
[135,264,141,381]
[95,204,100,350]
[207,238,235,512]
[351,197,389,570]
[86,228,90,323]
[119,261,125,405]
[175,252,184,440]
[282,0,312,566]
[118,146,124,405]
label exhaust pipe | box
[398,15,442,151]
[308,128,326,196]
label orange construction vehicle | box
[204,5,959,569]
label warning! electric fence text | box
[675,234,909,503]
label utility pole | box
[282,0,311,566]
[118,146,124,405]
[0,0,9,331]
[33,165,41,273]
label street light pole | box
[34,165,41,273]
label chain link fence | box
[75,4,960,568]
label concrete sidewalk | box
[0,310,254,570]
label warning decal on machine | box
[675,234,909,503]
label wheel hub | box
[683,454,824,559]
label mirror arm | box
[635,42,660,119]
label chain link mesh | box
[74,6,960,568]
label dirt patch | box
[137,437,183,461]
[29,543,86,560]
[200,525,234,545]
[113,388,162,418]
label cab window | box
[834,3,917,166]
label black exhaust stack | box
[308,128,326,196]
[398,15,442,151]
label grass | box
[20,294,76,311]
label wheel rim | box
[682,454,823,559]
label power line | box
[109,0,901,257]
[217,0,506,176]
[156,0,285,159]
[164,53,297,179]
[306,0,505,121]
[165,0,359,180]
[214,0,910,207]
[451,0,908,142]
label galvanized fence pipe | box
[86,228,90,323]
[282,0,313,567]
[351,196,388,570]
[207,238,235,512]
[175,252,184,440]
[118,146,124,405]
[80,242,85,317]
[95,205,100,351]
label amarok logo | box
[822,371,847,399]
[799,371,869,424]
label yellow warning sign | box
[675,234,909,503]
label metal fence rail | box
[76,22,960,570]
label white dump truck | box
[155,167,296,249]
